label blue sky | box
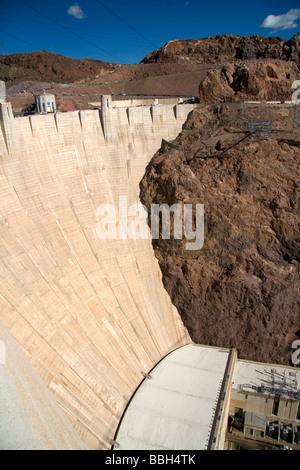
[0,0,299,64]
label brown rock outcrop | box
[282,32,300,63]
[198,60,299,103]
[142,33,300,68]
[140,105,300,365]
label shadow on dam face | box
[0,101,194,449]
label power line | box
[1,42,7,55]
[0,27,42,52]
[14,0,174,97]
[94,0,159,50]
[3,1,183,98]
[17,0,125,64]
[16,0,131,95]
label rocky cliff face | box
[140,104,300,365]
[198,60,299,102]
[141,33,300,68]
[282,33,300,64]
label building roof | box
[114,344,231,450]
[34,93,55,98]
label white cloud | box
[260,8,300,33]
[67,3,86,19]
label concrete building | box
[226,360,300,450]
[35,91,56,113]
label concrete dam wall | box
[0,97,194,449]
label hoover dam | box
[0,93,195,449]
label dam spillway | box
[0,97,194,449]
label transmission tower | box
[1,42,7,55]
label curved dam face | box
[0,98,193,449]
[0,322,86,450]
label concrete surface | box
[0,322,86,450]
[0,101,193,449]
[114,344,231,450]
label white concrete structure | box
[89,97,184,109]
[0,322,86,450]
[0,98,194,449]
[0,81,5,103]
[1,96,297,451]
[113,345,234,450]
[35,92,56,113]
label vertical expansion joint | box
[53,112,59,133]
[150,104,154,123]
[0,102,14,122]
[126,107,131,125]
[0,101,15,152]
[174,104,178,120]
[100,94,115,141]
[78,110,83,130]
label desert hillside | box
[0,50,115,83]
[2,33,299,113]
[141,33,300,67]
